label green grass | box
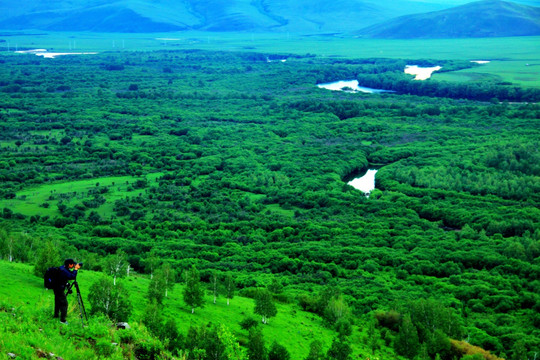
[0,173,163,217]
[265,204,296,217]
[0,260,386,359]
[4,31,540,88]
[433,60,540,87]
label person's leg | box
[58,291,68,322]
[53,289,61,318]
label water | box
[15,49,98,58]
[404,65,442,80]
[317,80,392,93]
[347,169,378,196]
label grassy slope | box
[357,0,540,39]
[0,0,450,33]
[0,261,395,359]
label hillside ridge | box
[357,0,540,38]
[1,0,536,34]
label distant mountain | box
[357,0,540,38]
[0,0,468,33]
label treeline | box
[356,72,540,102]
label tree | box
[143,251,160,279]
[366,319,379,354]
[33,240,61,277]
[254,289,277,324]
[87,210,102,224]
[88,276,132,321]
[217,324,247,360]
[201,325,226,360]
[0,229,32,263]
[305,340,325,360]
[210,270,220,304]
[148,269,166,305]
[394,315,420,359]
[161,262,176,298]
[183,265,204,313]
[142,299,164,337]
[247,328,267,360]
[511,340,528,360]
[104,249,128,285]
[268,278,283,294]
[0,226,14,262]
[224,273,235,306]
[323,294,351,325]
[326,337,352,360]
[268,341,290,360]
[162,318,184,354]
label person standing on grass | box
[53,259,80,324]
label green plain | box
[3,31,540,87]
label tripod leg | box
[72,281,88,327]
[78,291,88,322]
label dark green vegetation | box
[0,49,539,359]
[358,0,540,38]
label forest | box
[0,48,538,359]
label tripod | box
[66,281,88,327]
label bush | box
[94,338,116,357]
[240,317,259,330]
[134,338,164,360]
[375,310,401,331]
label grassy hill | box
[357,0,540,38]
[0,0,461,33]
[0,260,392,359]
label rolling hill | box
[357,0,540,38]
[0,0,480,33]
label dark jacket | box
[57,265,78,289]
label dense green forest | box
[0,49,538,359]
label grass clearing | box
[0,173,163,217]
[265,204,296,217]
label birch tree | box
[161,262,176,298]
[224,273,235,306]
[210,270,220,304]
[88,276,132,321]
[104,249,128,285]
[143,251,160,279]
[148,269,166,304]
[254,289,277,324]
[183,265,204,313]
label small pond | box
[317,80,392,94]
[347,169,378,197]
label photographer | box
[53,259,81,324]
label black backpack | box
[44,267,61,289]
